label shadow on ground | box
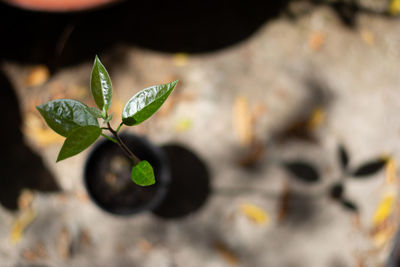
[153,144,211,219]
[0,0,290,70]
[0,70,59,210]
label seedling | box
[37,56,177,186]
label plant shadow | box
[152,144,211,219]
[0,70,60,210]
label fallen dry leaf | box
[237,141,264,167]
[173,53,189,66]
[309,31,325,51]
[372,194,395,226]
[370,194,397,247]
[79,229,92,247]
[385,158,397,184]
[25,65,50,87]
[175,118,192,132]
[239,203,269,225]
[360,30,376,46]
[233,96,253,146]
[214,242,239,265]
[10,209,36,244]
[307,107,325,131]
[371,221,395,247]
[24,113,64,146]
[21,242,48,261]
[18,190,34,210]
[57,227,71,260]
[389,0,400,15]
[138,239,154,252]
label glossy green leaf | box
[37,99,99,137]
[88,107,103,118]
[122,80,178,126]
[57,125,101,162]
[90,56,112,114]
[131,160,155,186]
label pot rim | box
[83,132,170,216]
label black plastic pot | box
[84,133,170,215]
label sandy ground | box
[1,2,400,267]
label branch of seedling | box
[36,55,178,186]
[101,121,140,165]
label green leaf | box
[131,160,155,186]
[57,125,101,162]
[88,107,103,118]
[90,56,112,114]
[122,80,178,126]
[37,99,99,137]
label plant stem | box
[101,133,118,144]
[116,122,123,133]
[106,122,140,165]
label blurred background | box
[1,0,400,266]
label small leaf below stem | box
[131,160,155,186]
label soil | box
[84,133,169,215]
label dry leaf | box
[173,53,189,66]
[370,194,397,247]
[21,242,48,261]
[371,221,395,247]
[239,203,269,225]
[233,96,253,146]
[251,104,267,123]
[138,239,154,252]
[74,191,90,203]
[372,194,395,226]
[214,242,239,265]
[309,31,325,51]
[79,229,92,246]
[389,0,400,15]
[237,141,264,167]
[24,113,64,146]
[360,30,376,46]
[307,107,325,131]
[175,118,192,132]
[18,190,34,210]
[385,158,397,184]
[57,227,71,259]
[10,209,36,244]
[25,65,50,87]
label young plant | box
[37,56,177,186]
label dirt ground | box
[1,1,400,267]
